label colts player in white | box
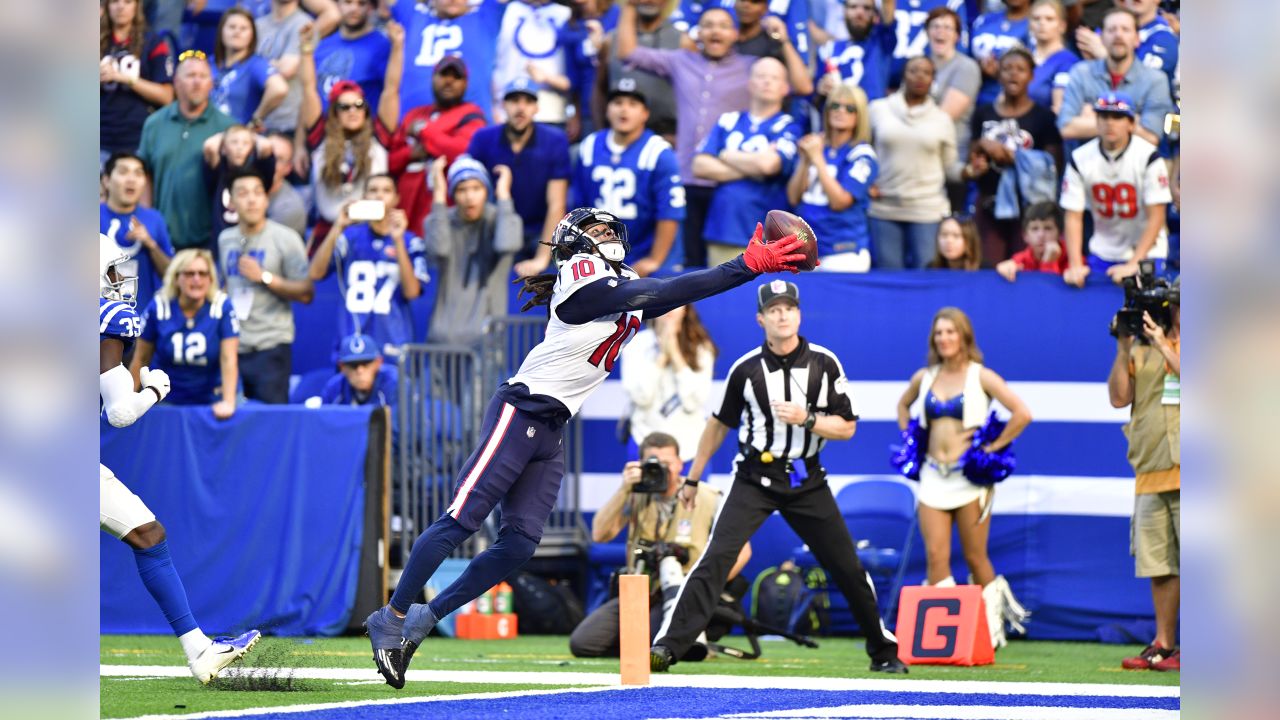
[362,208,808,688]
[99,235,260,684]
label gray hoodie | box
[424,198,523,346]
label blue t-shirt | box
[321,365,399,408]
[1136,16,1179,90]
[970,11,1030,105]
[395,0,507,119]
[572,129,685,263]
[698,110,801,247]
[212,54,278,124]
[794,141,878,256]
[467,123,572,236]
[328,223,430,358]
[892,0,968,83]
[139,293,240,405]
[314,30,392,113]
[1028,48,1079,109]
[100,204,175,312]
[815,22,897,102]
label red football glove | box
[742,223,806,274]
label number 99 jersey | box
[1059,134,1172,263]
[508,254,641,417]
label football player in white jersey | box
[362,208,809,687]
[99,234,260,684]
[1060,92,1172,287]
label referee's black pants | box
[654,477,898,663]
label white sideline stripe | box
[579,380,1130,424]
[659,707,1179,720]
[578,473,1137,517]
[101,665,1179,697]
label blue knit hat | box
[447,155,492,198]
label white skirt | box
[917,458,986,511]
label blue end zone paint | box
[225,687,1180,720]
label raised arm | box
[379,21,405,130]
[297,23,322,132]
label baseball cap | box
[607,76,648,106]
[338,334,380,364]
[327,79,365,106]
[502,76,542,101]
[1093,92,1136,118]
[435,55,468,79]
[757,279,799,311]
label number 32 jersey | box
[1059,134,1172,263]
[508,254,641,417]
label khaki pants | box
[1132,490,1180,577]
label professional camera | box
[1111,260,1179,340]
[633,456,670,494]
[629,538,690,577]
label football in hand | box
[762,209,819,271]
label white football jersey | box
[509,254,642,417]
[1059,135,1172,262]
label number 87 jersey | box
[508,254,642,418]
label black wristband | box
[683,477,699,488]
[803,412,816,430]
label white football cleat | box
[189,630,261,684]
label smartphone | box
[348,199,386,222]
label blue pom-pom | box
[889,417,927,481]
[961,411,1017,485]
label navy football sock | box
[428,527,537,619]
[133,540,198,636]
[390,515,474,613]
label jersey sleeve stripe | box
[580,132,597,166]
[99,302,128,333]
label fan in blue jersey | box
[360,207,810,689]
[1123,0,1178,89]
[890,0,968,84]
[315,0,393,113]
[211,8,289,125]
[787,82,878,272]
[309,174,429,360]
[321,333,401,407]
[394,0,510,120]
[100,152,175,312]
[130,249,241,418]
[693,57,801,264]
[571,78,685,276]
[815,0,897,103]
[970,0,1032,106]
[1026,0,1079,112]
[98,234,260,684]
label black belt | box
[736,445,825,484]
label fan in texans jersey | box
[98,235,260,684]
[362,207,810,688]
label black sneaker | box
[869,657,909,674]
[650,645,676,672]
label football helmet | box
[550,207,630,264]
[99,233,137,307]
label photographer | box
[569,432,751,659]
[1107,273,1180,672]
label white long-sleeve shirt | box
[620,328,715,461]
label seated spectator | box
[571,78,683,276]
[314,0,392,112]
[129,249,240,419]
[388,56,487,237]
[592,0,682,147]
[970,0,1031,107]
[1060,92,1171,287]
[424,156,523,347]
[693,57,800,267]
[466,79,571,277]
[616,4,754,267]
[814,0,896,104]
[922,6,980,212]
[138,51,236,251]
[308,174,429,360]
[217,171,315,403]
[266,131,309,235]
[493,0,572,125]
[962,48,1062,263]
[787,81,877,273]
[203,125,278,244]
[996,200,1068,281]
[1058,7,1173,147]
[100,0,175,163]
[1027,0,1079,113]
[253,0,313,135]
[868,56,958,269]
[212,7,290,126]
[100,152,174,311]
[926,214,983,270]
[320,333,400,407]
[297,20,403,249]
[732,0,814,96]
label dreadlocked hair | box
[516,272,558,312]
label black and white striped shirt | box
[714,337,858,468]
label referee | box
[650,280,906,674]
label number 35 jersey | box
[1059,134,1172,263]
[508,254,641,418]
